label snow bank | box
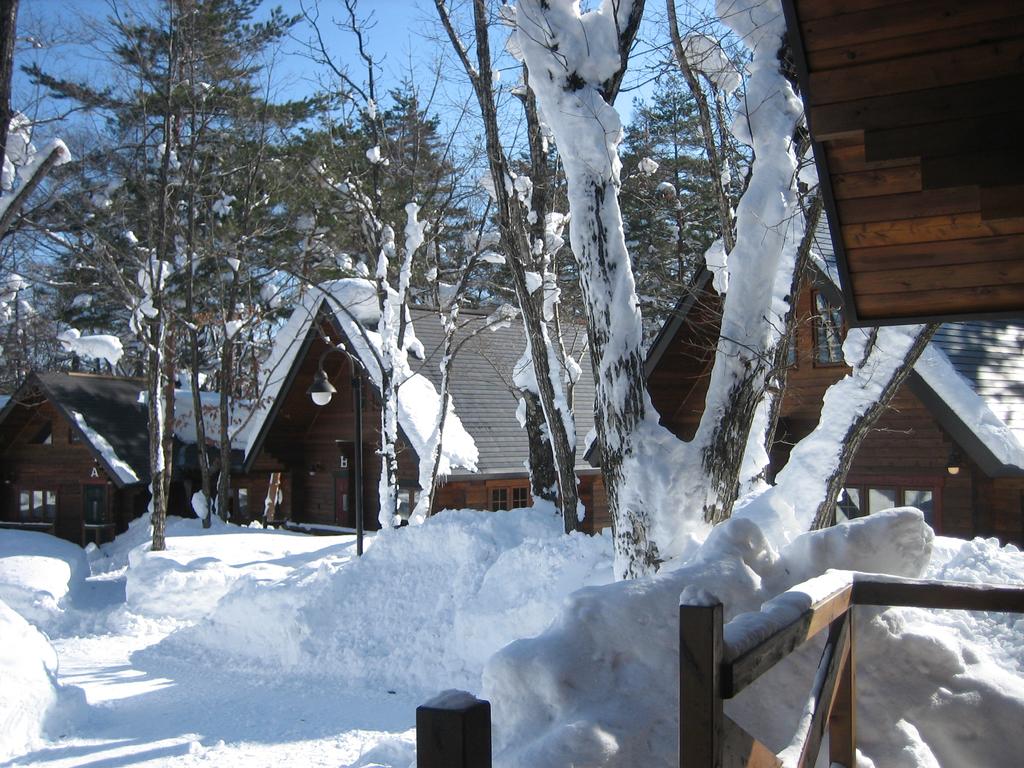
[123,515,354,622]
[153,506,613,694]
[0,529,89,626]
[0,599,85,761]
[485,510,1024,767]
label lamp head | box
[307,368,337,406]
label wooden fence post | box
[416,690,492,768]
[829,610,857,768]
[680,601,724,768]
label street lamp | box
[307,345,365,556]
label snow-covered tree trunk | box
[738,323,939,547]
[515,0,673,575]
[436,0,583,534]
[375,203,424,528]
[662,0,808,531]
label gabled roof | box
[409,307,595,477]
[243,279,597,479]
[645,227,1024,477]
[0,372,149,487]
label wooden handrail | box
[680,574,1024,768]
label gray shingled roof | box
[33,372,150,486]
[408,308,595,477]
[931,323,1024,438]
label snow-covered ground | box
[1,507,1023,767]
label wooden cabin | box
[647,262,1024,546]
[240,282,607,533]
[781,0,1024,325]
[0,372,266,545]
[0,373,156,545]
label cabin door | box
[82,484,112,546]
[334,442,354,528]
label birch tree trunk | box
[435,0,583,533]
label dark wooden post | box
[829,610,857,768]
[416,691,491,768]
[680,601,724,768]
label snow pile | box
[154,506,613,694]
[123,515,354,622]
[480,509,1024,767]
[0,529,89,626]
[0,600,85,761]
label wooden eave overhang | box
[782,0,1024,326]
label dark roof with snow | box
[0,372,150,487]
[410,308,596,477]
[930,324,1024,436]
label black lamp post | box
[306,347,365,556]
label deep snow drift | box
[2,508,1023,768]
[152,505,613,694]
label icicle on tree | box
[435,0,584,533]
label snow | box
[0,529,90,626]
[56,328,124,368]
[2,507,1024,766]
[69,410,141,484]
[638,157,659,176]
[914,342,1024,468]
[0,600,85,762]
[171,388,250,450]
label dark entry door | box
[82,484,112,546]
[83,485,107,524]
[334,442,354,528]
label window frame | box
[811,290,846,368]
[17,487,58,523]
[840,476,943,531]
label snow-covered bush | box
[0,599,85,761]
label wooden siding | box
[0,400,142,545]
[786,0,1024,324]
[648,278,1023,544]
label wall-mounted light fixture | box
[946,446,963,476]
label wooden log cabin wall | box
[647,272,1024,546]
[782,0,1024,325]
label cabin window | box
[490,485,530,511]
[69,428,80,444]
[512,486,530,508]
[236,488,249,517]
[18,489,57,522]
[31,422,52,445]
[812,292,845,366]
[490,488,508,511]
[840,485,936,527]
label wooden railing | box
[679,573,1024,768]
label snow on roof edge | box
[913,343,1024,469]
[245,280,478,474]
[69,409,142,485]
